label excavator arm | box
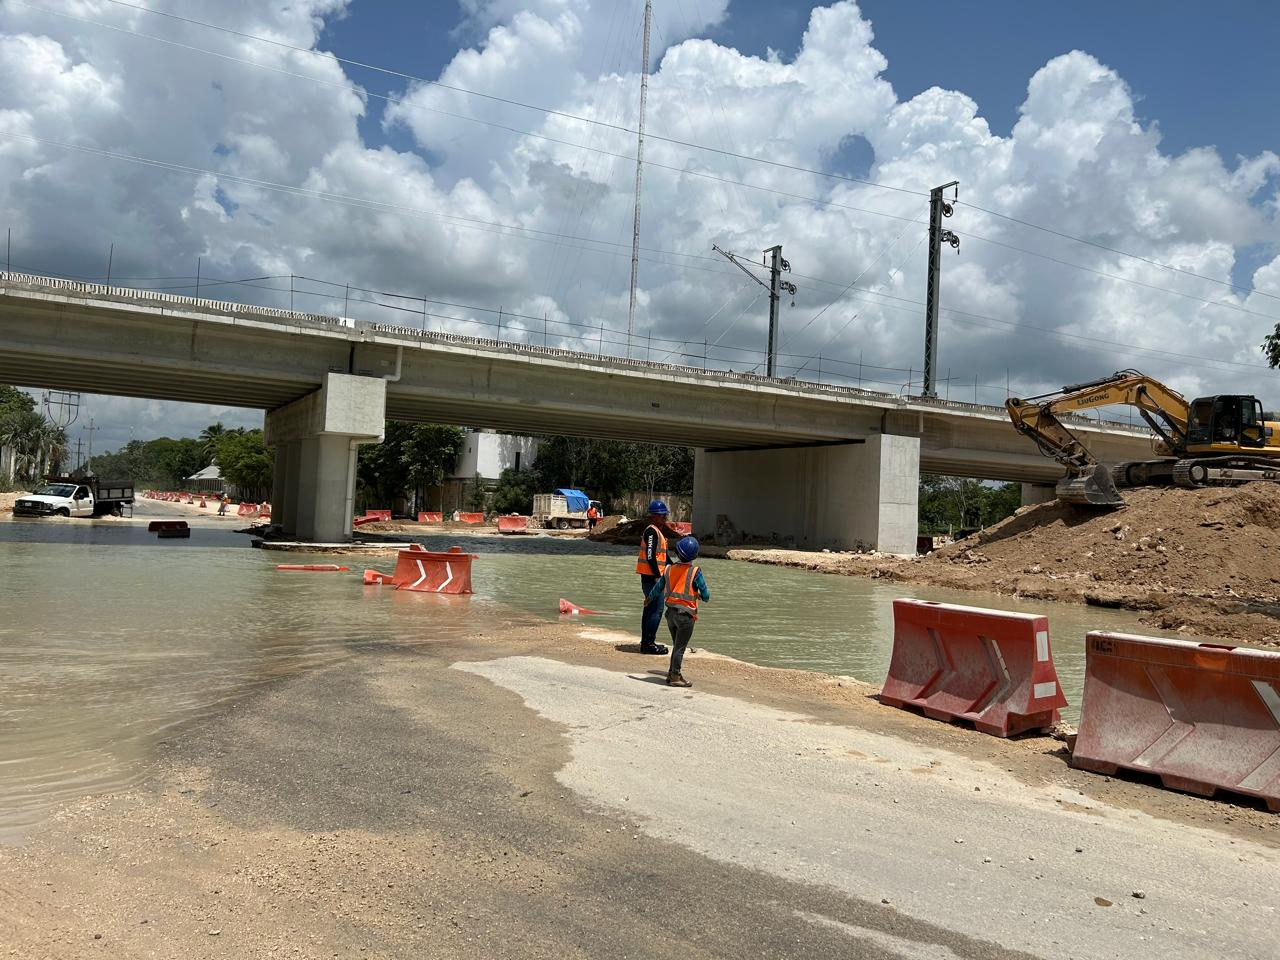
[1005,370,1191,506]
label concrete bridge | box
[0,272,1154,550]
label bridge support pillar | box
[693,434,920,555]
[1021,482,1057,506]
[264,373,385,542]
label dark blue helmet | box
[647,499,669,516]
[674,535,699,562]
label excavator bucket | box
[1054,464,1125,508]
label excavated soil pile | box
[910,483,1280,646]
[925,484,1280,599]
[587,517,647,545]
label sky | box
[0,0,1277,457]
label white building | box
[440,430,539,512]
[451,430,540,481]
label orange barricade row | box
[418,512,443,523]
[496,515,529,534]
[1072,632,1280,811]
[237,502,259,518]
[880,599,1068,737]
[668,521,692,536]
[457,512,484,525]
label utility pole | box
[626,0,653,358]
[84,418,98,476]
[922,180,959,398]
[73,438,83,474]
[712,243,796,378]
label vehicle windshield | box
[34,484,77,497]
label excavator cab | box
[1186,395,1266,451]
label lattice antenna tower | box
[626,0,653,359]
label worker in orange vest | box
[645,535,710,687]
[587,502,600,530]
[635,499,673,654]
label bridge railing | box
[0,270,1142,434]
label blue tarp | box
[556,488,590,513]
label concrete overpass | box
[0,272,1155,549]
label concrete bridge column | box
[692,432,921,555]
[1021,483,1057,506]
[264,373,385,542]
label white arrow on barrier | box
[410,558,428,590]
[436,561,454,593]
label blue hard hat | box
[647,499,669,516]
[674,535,699,562]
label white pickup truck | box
[12,478,134,518]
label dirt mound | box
[924,484,1280,605]
[587,517,644,545]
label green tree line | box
[918,474,1022,535]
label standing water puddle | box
[2,520,1172,840]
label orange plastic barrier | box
[390,544,476,594]
[366,509,392,521]
[198,498,207,508]
[669,521,692,535]
[558,598,602,616]
[237,502,259,518]
[1072,632,1280,810]
[418,512,443,523]
[352,515,378,527]
[276,564,349,572]
[457,512,484,525]
[363,569,396,585]
[496,515,529,534]
[259,504,271,520]
[880,599,1068,737]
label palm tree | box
[199,422,227,465]
[39,422,69,477]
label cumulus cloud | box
[0,0,1278,454]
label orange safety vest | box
[664,562,701,615]
[635,524,668,574]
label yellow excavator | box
[1006,369,1280,506]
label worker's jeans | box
[665,607,696,673]
[640,575,663,647]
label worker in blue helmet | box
[645,535,710,687]
[634,499,676,654]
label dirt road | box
[2,619,1274,959]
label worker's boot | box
[639,642,669,655]
[666,672,692,688]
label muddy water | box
[1,520,1165,840]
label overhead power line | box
[958,200,1280,305]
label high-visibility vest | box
[664,562,701,614]
[635,525,668,574]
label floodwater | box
[1,516,1168,841]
